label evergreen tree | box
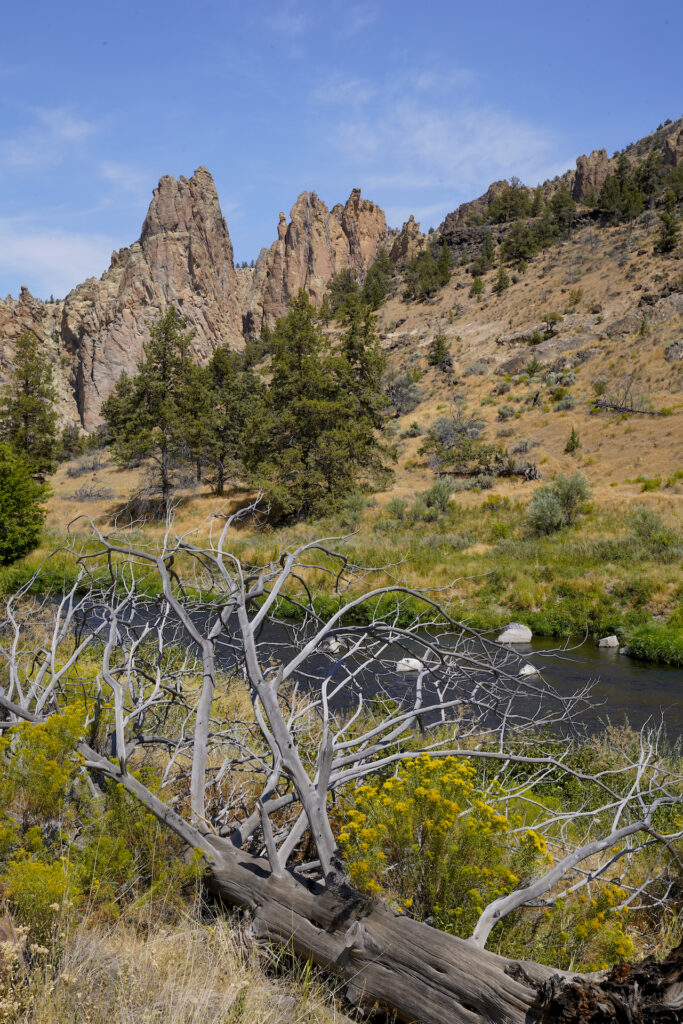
[248,291,391,519]
[0,443,48,563]
[621,182,644,224]
[469,276,484,301]
[428,331,450,368]
[0,331,58,478]
[208,347,264,496]
[362,247,393,309]
[101,307,197,516]
[470,232,496,275]
[655,189,680,253]
[179,362,214,483]
[326,269,359,316]
[530,186,544,216]
[564,426,580,454]
[494,264,510,293]
[549,185,576,236]
[403,249,442,300]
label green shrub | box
[528,473,591,533]
[627,624,683,666]
[527,488,564,534]
[0,444,49,564]
[423,476,455,513]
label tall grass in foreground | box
[0,907,354,1024]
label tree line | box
[102,292,393,520]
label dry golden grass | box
[2,909,356,1024]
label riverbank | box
[5,488,683,667]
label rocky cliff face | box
[571,148,610,201]
[60,166,243,428]
[390,215,426,268]
[241,188,386,335]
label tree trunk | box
[204,840,683,1024]
[206,839,558,1024]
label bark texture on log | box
[206,840,558,1024]
[206,840,683,1024]
[536,942,683,1023]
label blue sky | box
[1,0,680,299]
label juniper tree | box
[655,189,680,253]
[0,443,48,563]
[0,331,58,478]
[101,306,198,515]
[208,346,264,496]
[247,291,391,520]
[362,247,393,309]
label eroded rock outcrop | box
[241,188,387,335]
[664,126,683,166]
[61,166,243,428]
[390,215,425,268]
[572,148,610,201]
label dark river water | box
[82,603,683,740]
[504,637,682,739]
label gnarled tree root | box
[535,942,683,1023]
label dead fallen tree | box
[1,505,681,1023]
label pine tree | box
[437,241,451,287]
[248,291,391,519]
[0,443,48,563]
[494,264,510,293]
[530,186,544,217]
[469,276,484,301]
[0,331,58,478]
[655,189,680,254]
[362,247,393,309]
[471,232,496,276]
[428,331,450,368]
[550,185,576,236]
[564,426,580,454]
[207,347,264,496]
[101,306,197,515]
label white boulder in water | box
[322,637,344,654]
[598,635,619,648]
[496,622,533,644]
[396,657,424,674]
[518,663,539,677]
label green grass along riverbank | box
[3,497,682,667]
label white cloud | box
[265,1,309,38]
[0,106,97,170]
[312,67,566,219]
[336,4,379,39]
[99,160,150,195]
[0,222,115,299]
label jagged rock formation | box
[664,126,683,166]
[571,148,610,201]
[0,287,76,421]
[241,188,386,335]
[390,215,426,268]
[60,166,243,428]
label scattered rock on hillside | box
[605,293,683,338]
